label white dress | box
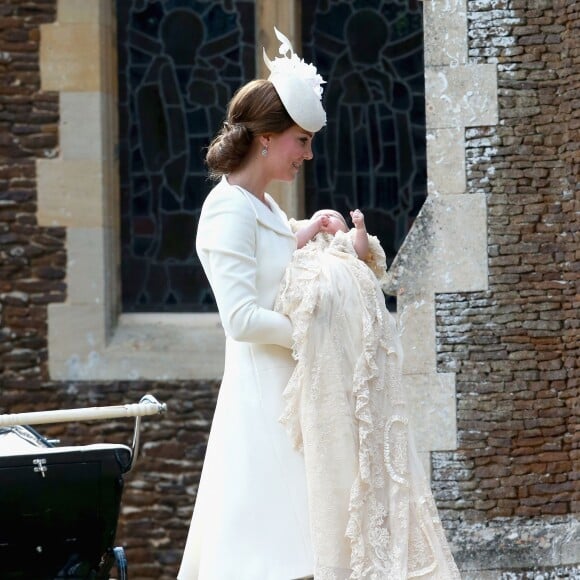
[275,229,461,580]
[178,177,314,580]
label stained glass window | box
[302,0,426,268]
[117,0,255,312]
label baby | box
[295,208,369,260]
[275,206,459,579]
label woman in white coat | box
[178,29,326,580]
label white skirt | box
[178,340,314,580]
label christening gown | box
[275,226,462,580]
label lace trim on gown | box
[275,231,461,580]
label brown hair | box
[205,79,294,179]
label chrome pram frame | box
[0,394,167,579]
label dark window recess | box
[302,0,426,282]
[118,0,255,312]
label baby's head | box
[312,209,349,235]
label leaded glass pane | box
[118,0,255,312]
[302,0,426,268]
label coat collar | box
[222,177,295,239]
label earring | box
[261,147,268,157]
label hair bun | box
[206,122,253,178]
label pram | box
[0,394,167,579]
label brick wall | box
[0,5,218,579]
[0,1,61,382]
[433,0,578,548]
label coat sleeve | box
[196,190,293,349]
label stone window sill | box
[48,310,225,381]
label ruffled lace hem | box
[275,233,461,579]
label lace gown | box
[275,229,461,580]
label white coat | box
[178,177,314,580]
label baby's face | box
[313,209,349,235]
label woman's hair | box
[205,79,295,179]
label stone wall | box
[0,3,213,578]
[433,0,579,576]
[0,0,578,578]
[0,1,61,382]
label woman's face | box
[263,125,314,182]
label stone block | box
[36,158,106,228]
[106,314,226,380]
[417,451,432,481]
[425,64,498,129]
[388,194,488,297]
[431,193,489,293]
[423,0,468,67]
[60,92,113,160]
[65,227,110,306]
[47,303,108,378]
[48,312,227,381]
[398,296,437,374]
[404,371,458,455]
[449,516,580,572]
[427,127,467,194]
[40,22,103,92]
[57,0,114,28]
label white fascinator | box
[263,27,327,133]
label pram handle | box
[0,394,167,427]
[0,394,167,471]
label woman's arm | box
[196,190,293,348]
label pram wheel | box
[113,547,128,580]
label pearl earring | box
[261,147,268,157]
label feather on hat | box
[263,28,327,133]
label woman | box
[178,29,325,580]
